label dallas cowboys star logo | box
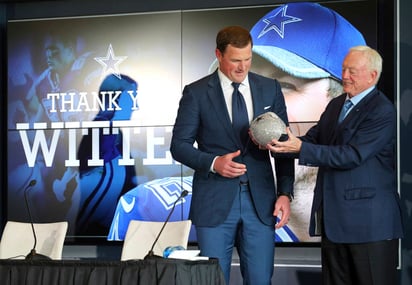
[258,5,302,39]
[94,44,127,79]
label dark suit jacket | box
[300,87,403,243]
[170,71,294,227]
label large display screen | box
[6,1,377,243]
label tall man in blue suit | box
[171,26,294,285]
[268,46,403,285]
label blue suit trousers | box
[196,184,275,285]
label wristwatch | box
[277,192,293,202]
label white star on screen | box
[258,5,302,39]
[94,44,127,79]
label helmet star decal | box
[257,5,302,39]
[94,44,127,79]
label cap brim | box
[253,45,330,79]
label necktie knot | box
[232,82,241,90]
[344,99,353,109]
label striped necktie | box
[338,99,353,123]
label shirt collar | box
[347,85,375,106]
[217,69,249,89]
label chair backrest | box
[121,220,192,261]
[0,221,68,260]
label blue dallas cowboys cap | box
[250,2,366,80]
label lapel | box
[344,88,377,123]
[327,94,348,144]
[329,89,377,143]
[249,73,265,119]
[207,71,240,148]
[338,89,377,127]
[206,72,264,152]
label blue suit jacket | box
[171,71,294,227]
[300,88,403,243]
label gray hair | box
[349,45,383,82]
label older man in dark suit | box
[171,26,294,285]
[269,46,404,285]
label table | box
[0,257,225,285]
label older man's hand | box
[267,127,302,153]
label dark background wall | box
[0,0,410,284]
[399,0,412,285]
